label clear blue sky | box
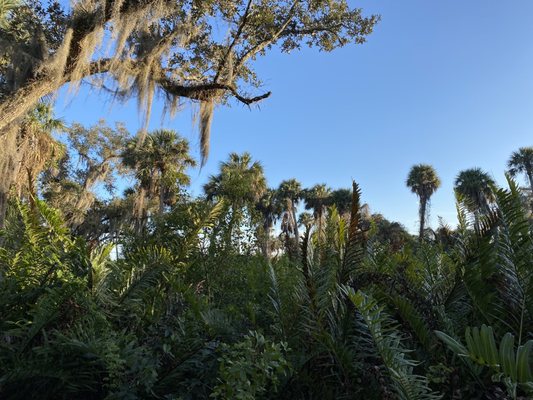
[56,0,533,232]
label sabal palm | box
[204,152,266,248]
[304,184,332,219]
[298,212,315,231]
[16,103,65,205]
[122,129,196,217]
[277,179,303,251]
[204,152,266,206]
[406,164,440,241]
[256,188,283,258]
[507,147,533,207]
[330,188,352,217]
[454,168,495,216]
[0,0,19,29]
[304,184,332,238]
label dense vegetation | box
[1,1,533,399]
[0,113,532,399]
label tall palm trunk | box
[418,196,427,242]
[317,207,324,244]
[291,200,300,255]
[158,182,165,216]
[527,169,533,213]
[158,167,166,216]
[473,209,480,229]
[26,167,37,211]
[262,220,272,259]
[134,188,148,235]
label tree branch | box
[235,0,299,71]
[214,0,254,83]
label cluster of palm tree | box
[406,147,533,241]
[202,157,370,259]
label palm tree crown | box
[256,188,283,258]
[277,179,303,252]
[406,164,441,200]
[278,179,303,205]
[15,103,65,204]
[303,184,332,220]
[406,164,440,241]
[330,188,353,216]
[508,147,533,190]
[122,129,196,215]
[256,188,283,230]
[454,168,495,213]
[204,152,266,206]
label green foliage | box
[3,146,533,399]
[211,331,291,400]
[349,290,441,400]
[436,325,533,398]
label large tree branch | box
[157,75,271,105]
[0,56,270,133]
[214,0,254,83]
[235,0,299,71]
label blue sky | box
[56,0,533,232]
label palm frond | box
[436,325,533,398]
[349,289,442,400]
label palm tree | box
[204,152,266,245]
[15,103,65,208]
[454,168,495,223]
[0,0,19,29]
[406,164,441,242]
[277,179,303,253]
[298,212,315,231]
[204,152,266,205]
[122,129,196,227]
[256,188,283,258]
[507,147,533,211]
[330,188,353,218]
[303,184,332,239]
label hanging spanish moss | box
[199,99,215,166]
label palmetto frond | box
[0,0,19,29]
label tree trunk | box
[418,197,427,242]
[291,200,300,256]
[0,76,65,133]
[527,169,533,214]
[473,209,480,230]
[0,127,21,228]
[262,221,271,259]
[27,167,37,211]
[158,183,165,216]
[318,207,323,244]
[134,188,148,235]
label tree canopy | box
[0,0,379,160]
